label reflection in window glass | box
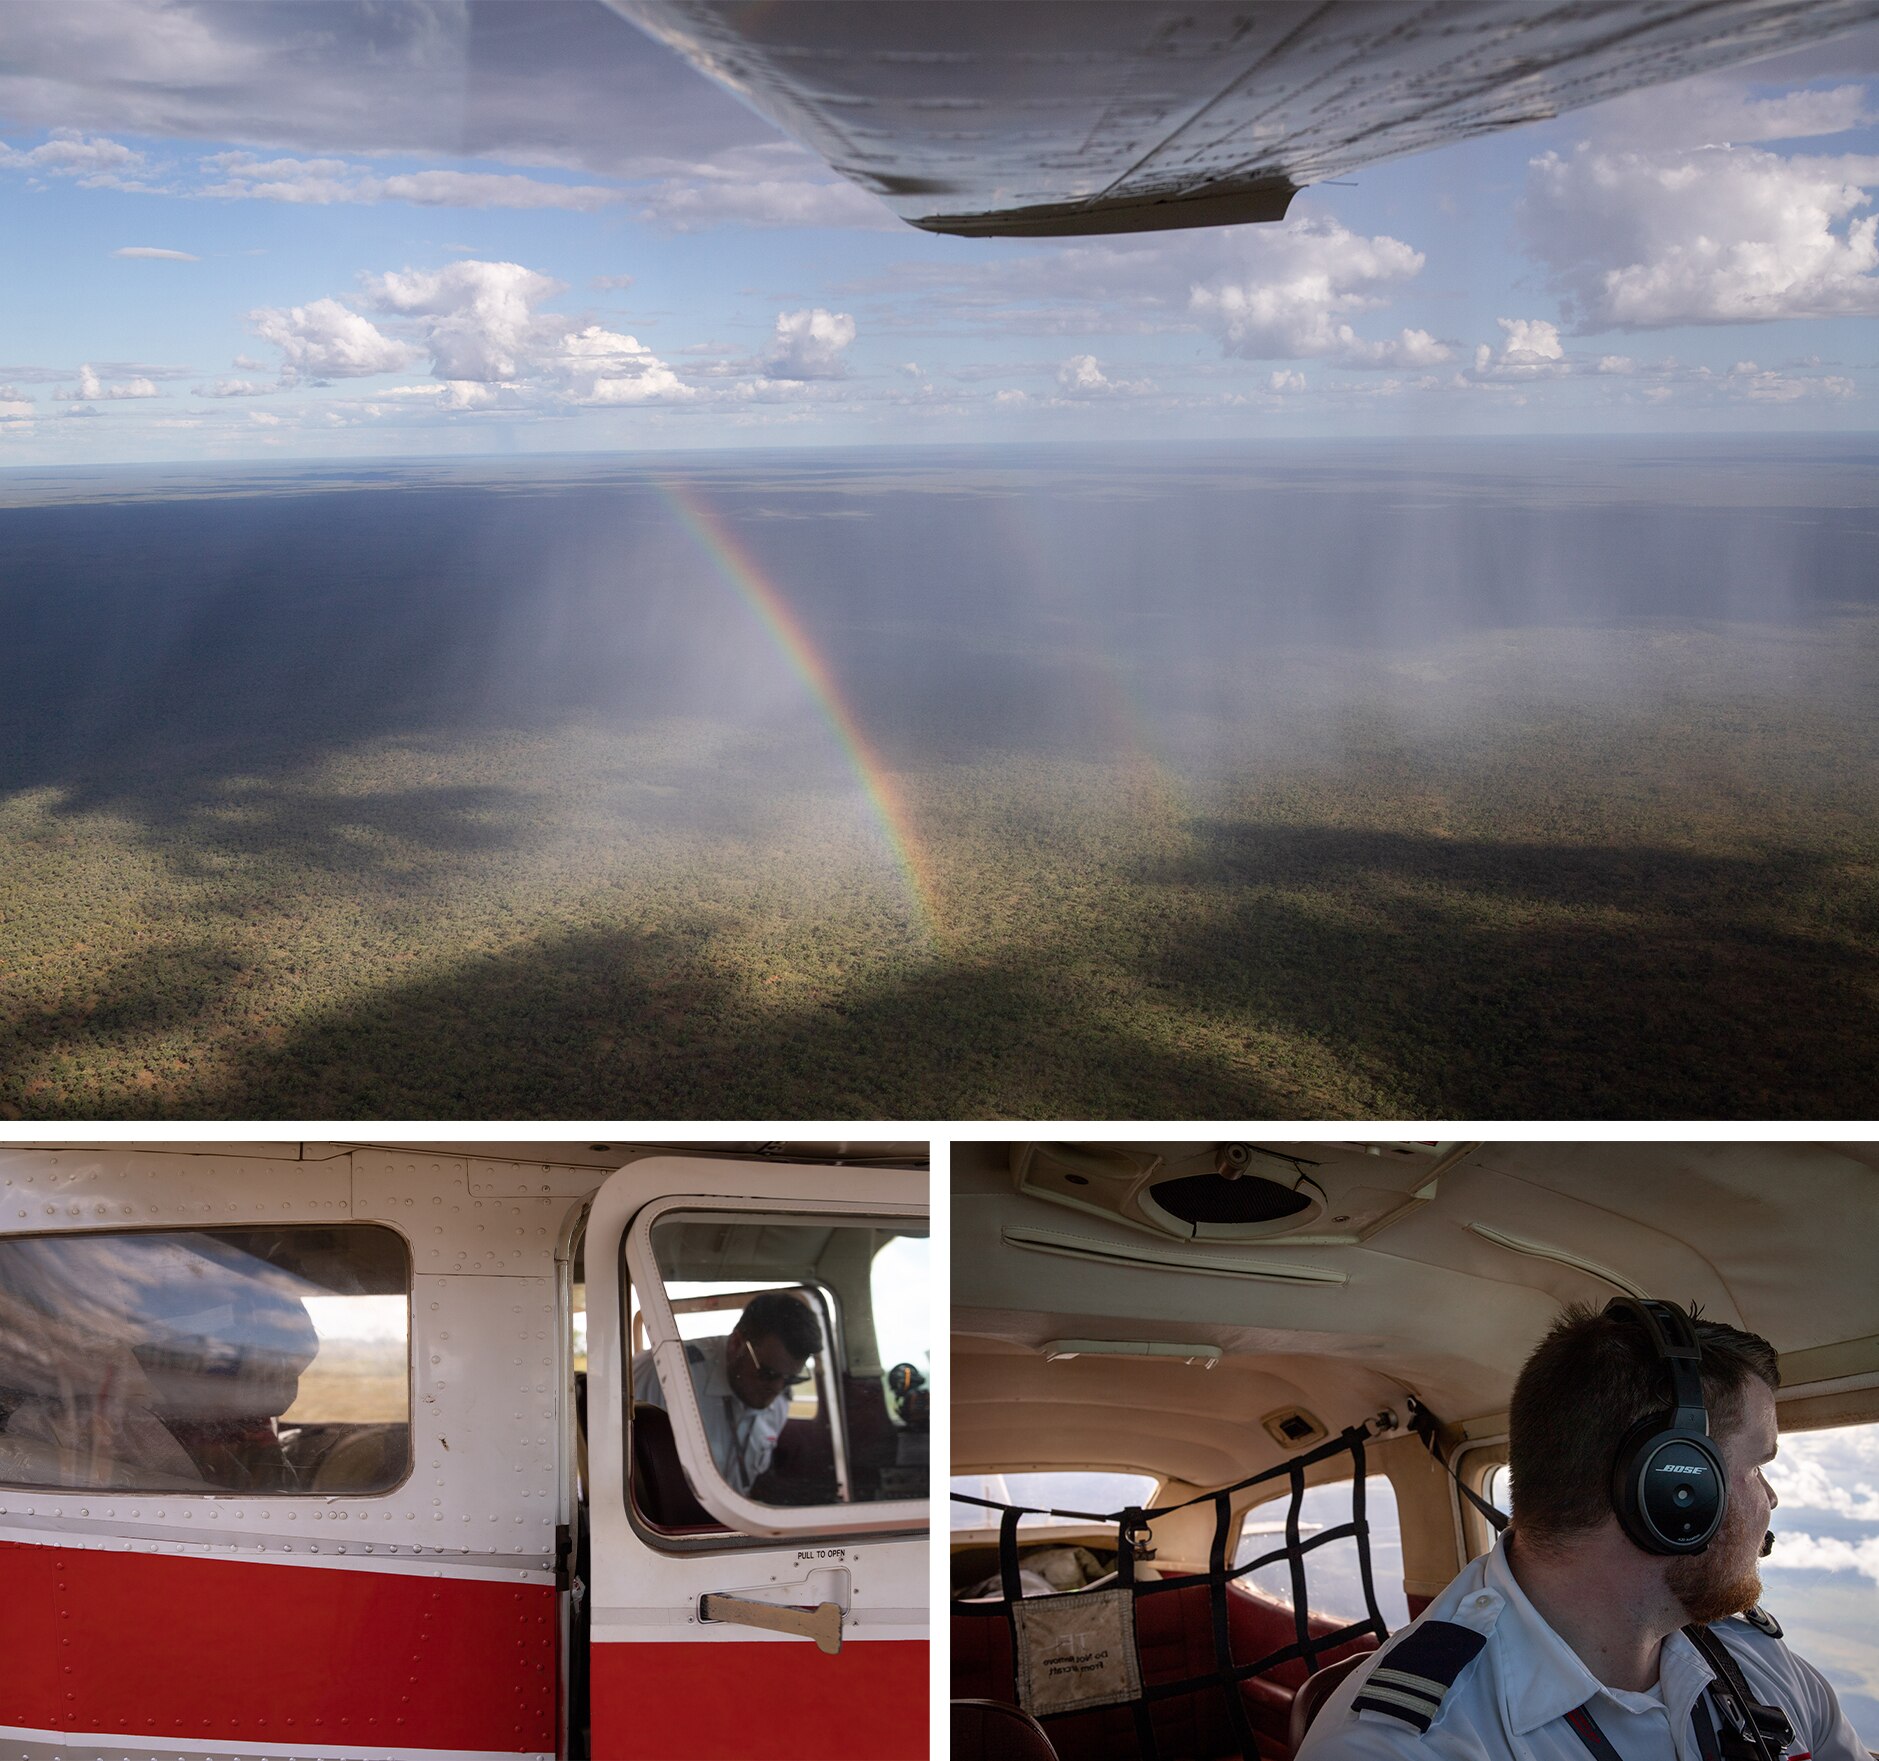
[1237,1477,1410,1631]
[629,1214,928,1528]
[951,1471,1160,1532]
[1763,1424,1879,1748]
[0,1227,410,1494]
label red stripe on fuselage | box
[0,1538,555,1752]
[590,1638,927,1760]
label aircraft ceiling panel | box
[610,0,1879,235]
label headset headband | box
[1604,1297,1709,1434]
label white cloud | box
[247,409,284,427]
[198,152,621,211]
[53,363,158,401]
[252,259,691,408]
[0,128,149,187]
[1189,219,1451,368]
[763,308,856,380]
[1522,144,1879,329]
[552,324,691,404]
[249,297,420,379]
[1268,369,1307,393]
[1058,354,1110,393]
[1765,1531,1879,1583]
[363,260,562,382]
[1054,353,1153,397]
[193,378,272,398]
[1587,73,1877,152]
[113,245,198,261]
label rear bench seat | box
[953,1571,1379,1761]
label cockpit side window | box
[625,1211,929,1545]
[0,1225,412,1495]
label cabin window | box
[0,1225,411,1495]
[1758,1421,1879,1748]
[1237,1474,1411,1631]
[950,1471,1160,1531]
[626,1210,929,1539]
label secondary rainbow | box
[655,477,936,932]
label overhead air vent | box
[1144,1172,1312,1229]
[1262,1407,1329,1450]
[1010,1142,1326,1242]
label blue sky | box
[2,2,1876,463]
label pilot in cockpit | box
[630,1290,821,1496]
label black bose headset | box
[1606,1297,1729,1555]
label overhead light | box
[1043,1338,1222,1368]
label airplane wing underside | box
[607,0,1878,236]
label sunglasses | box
[740,1335,812,1389]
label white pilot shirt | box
[1297,1534,1865,1761]
[630,1340,789,1495]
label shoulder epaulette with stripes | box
[1352,1620,1489,1733]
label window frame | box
[622,1193,928,1542]
[0,1221,416,1499]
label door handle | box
[699,1593,843,1655]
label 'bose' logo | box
[1656,1464,1706,1475]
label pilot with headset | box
[1299,1300,1865,1761]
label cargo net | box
[952,1427,1390,1760]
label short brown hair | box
[1507,1303,1779,1548]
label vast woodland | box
[2,446,1874,1118]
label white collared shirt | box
[1298,1535,1865,1761]
[631,1340,789,1495]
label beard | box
[1666,1507,1764,1625]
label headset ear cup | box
[1613,1420,1726,1554]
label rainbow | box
[654,477,937,934]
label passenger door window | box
[625,1205,929,1538]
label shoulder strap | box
[1683,1623,1790,1761]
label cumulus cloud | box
[552,324,691,403]
[763,308,856,380]
[53,363,158,401]
[1054,353,1153,396]
[193,378,272,398]
[249,297,420,379]
[1268,369,1307,393]
[1189,219,1451,368]
[994,388,1030,407]
[364,260,564,383]
[1058,354,1111,393]
[249,258,692,409]
[1522,144,1879,329]
[113,245,198,261]
[1471,317,1571,380]
[1765,1531,1879,1583]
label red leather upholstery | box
[1287,1650,1370,1750]
[953,1698,1062,1761]
[628,1401,725,1534]
[953,1574,1380,1761]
